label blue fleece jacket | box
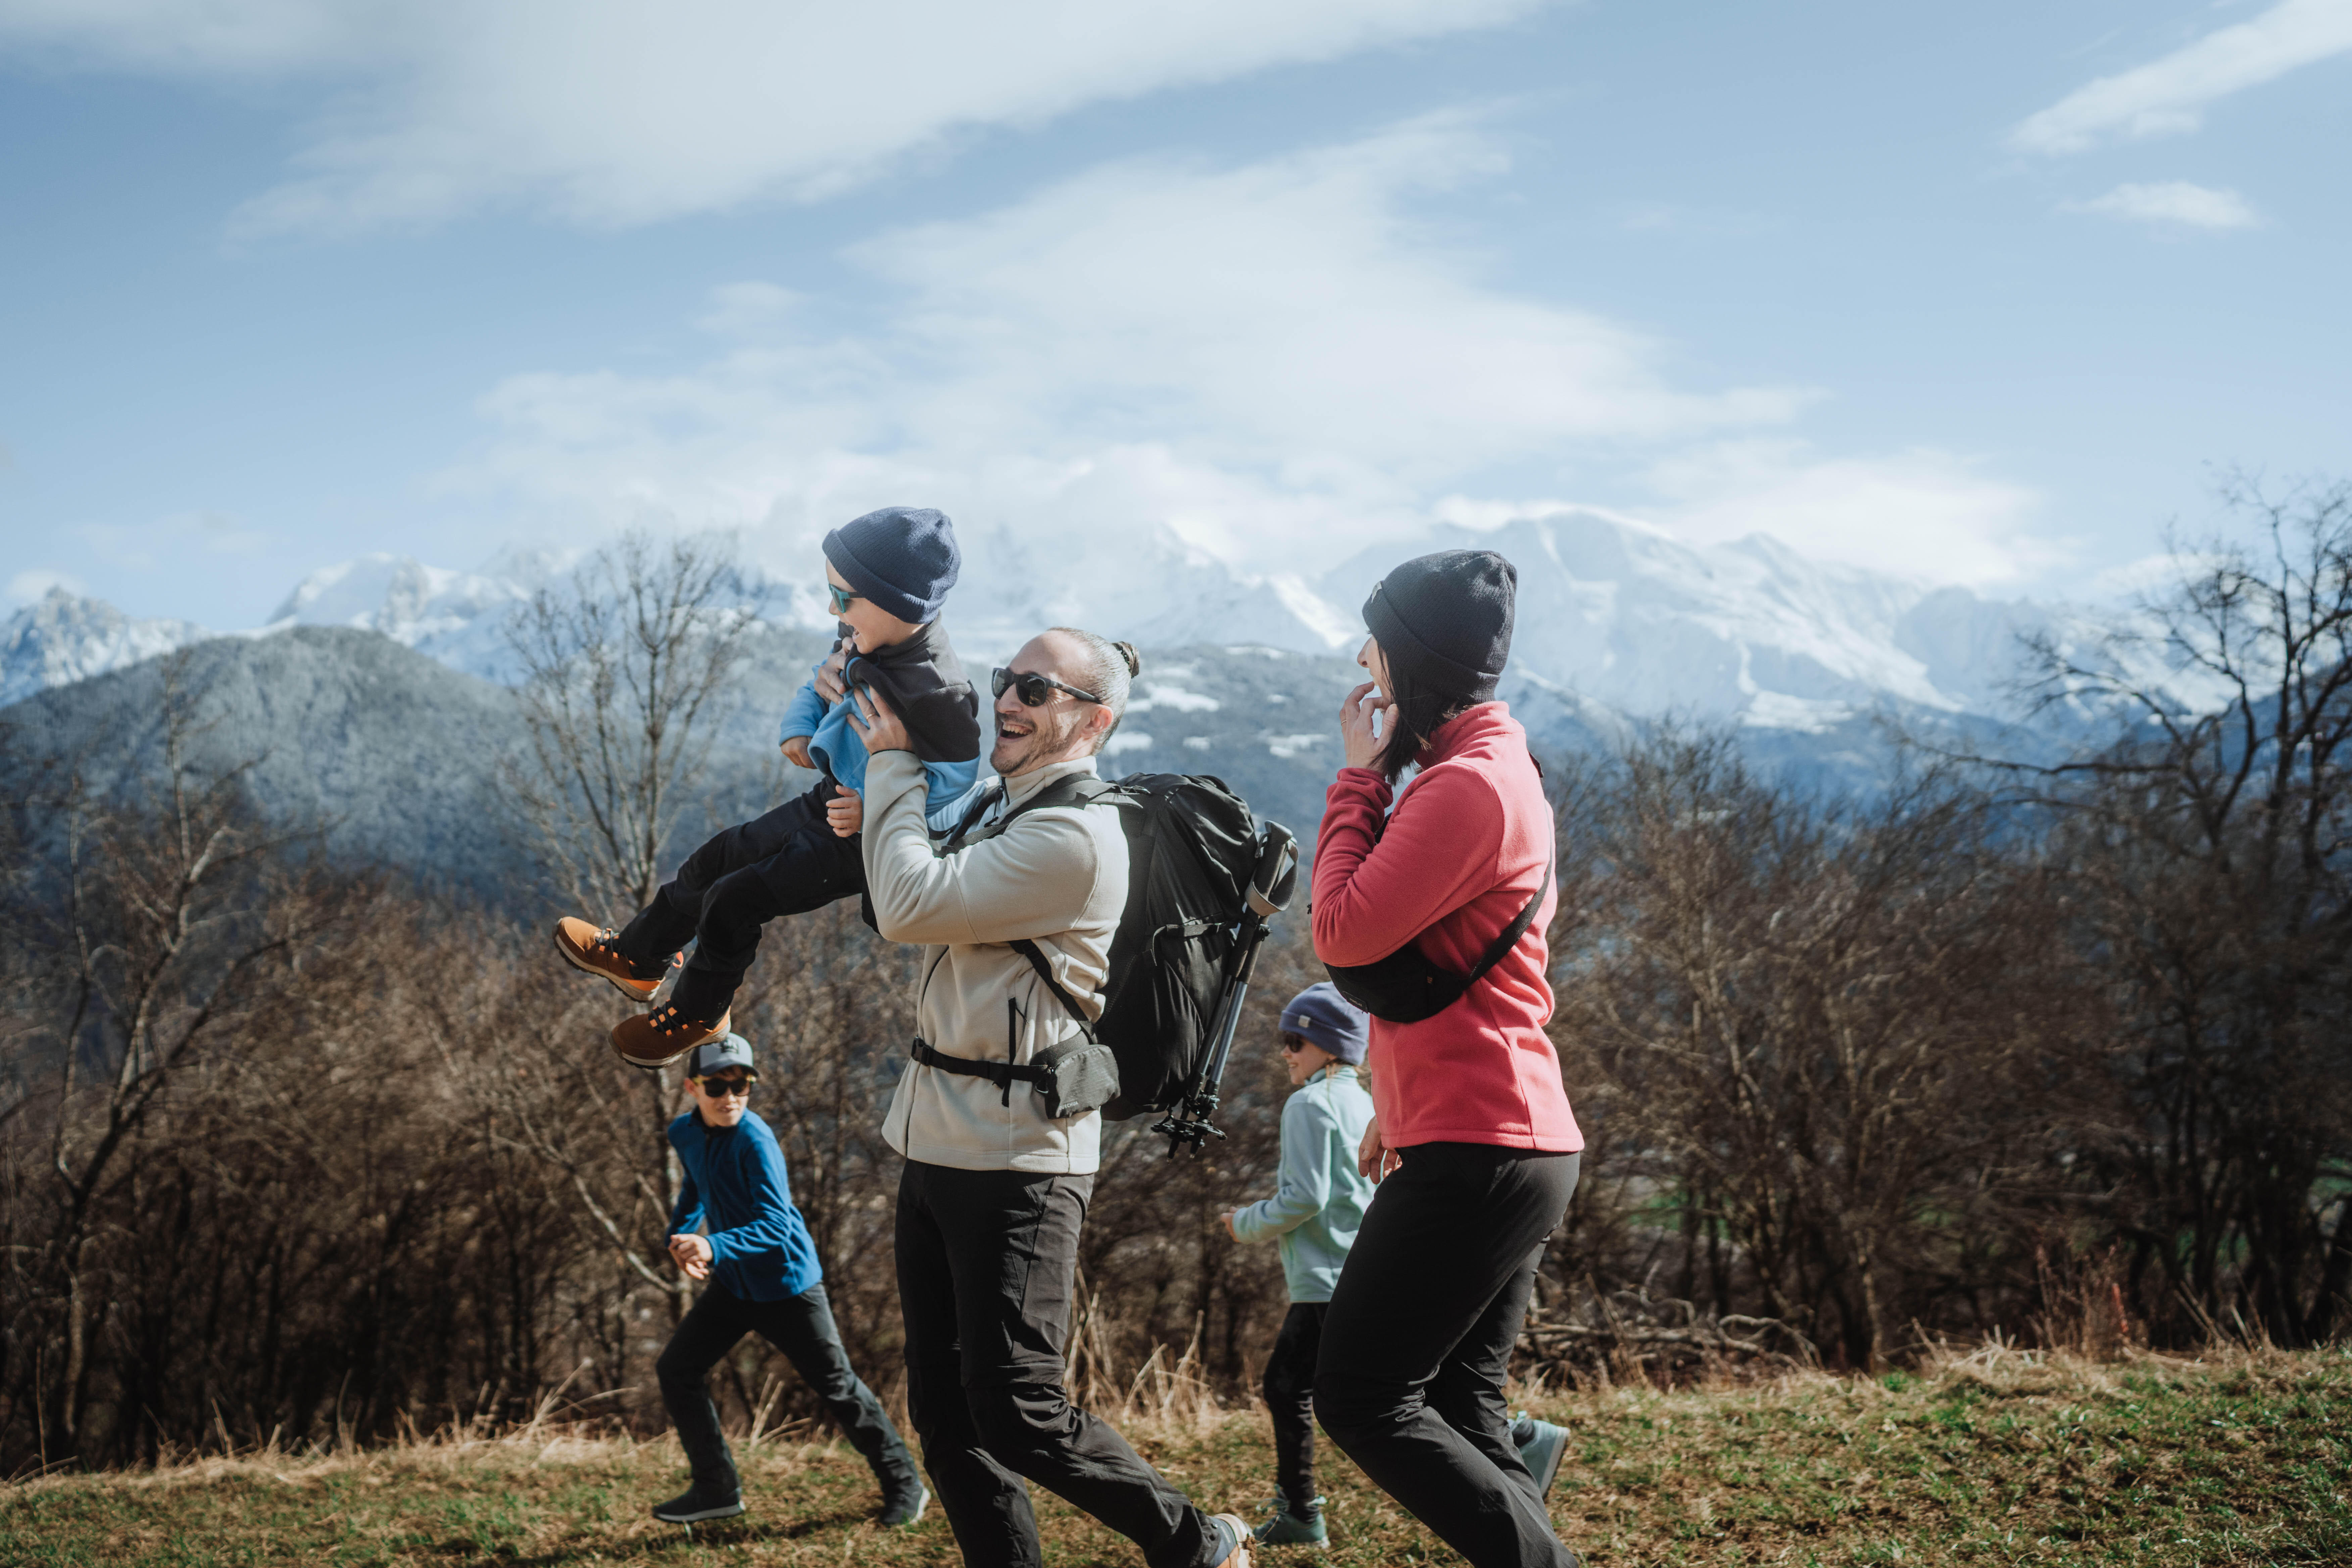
[778,660,981,829]
[665,1109,821,1302]
[1230,1064,1377,1303]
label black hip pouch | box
[1326,856,1554,1023]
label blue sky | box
[1,0,2346,628]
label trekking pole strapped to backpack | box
[1153,821,1297,1157]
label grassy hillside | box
[6,1346,2346,1566]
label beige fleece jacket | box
[864,748,1129,1173]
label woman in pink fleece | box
[1308,550,1585,1568]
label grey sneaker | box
[651,1484,744,1524]
[1514,1410,1570,1500]
[1253,1492,1328,1546]
[1208,1512,1255,1566]
[879,1483,929,1527]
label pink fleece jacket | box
[1311,702,1581,1153]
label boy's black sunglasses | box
[992,667,1105,708]
[696,1075,757,1098]
[826,583,863,616]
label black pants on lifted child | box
[615,781,867,1025]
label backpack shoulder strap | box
[1009,939,1094,1038]
[954,771,1120,1035]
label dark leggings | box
[1261,1302,1328,1516]
[1314,1143,1581,1568]
[616,782,866,1021]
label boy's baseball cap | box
[688,1034,755,1079]
[1280,982,1369,1065]
[823,505,961,625]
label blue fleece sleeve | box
[778,666,828,744]
[921,756,983,819]
[1231,1093,1335,1242]
[703,1131,799,1266]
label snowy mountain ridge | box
[4,510,2115,733]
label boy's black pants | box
[1314,1143,1582,1568]
[894,1160,1229,1568]
[616,782,865,1022]
[655,1278,920,1503]
[1261,1302,1328,1517]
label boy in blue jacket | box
[653,1034,927,1527]
[556,505,983,1067]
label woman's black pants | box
[1314,1142,1581,1568]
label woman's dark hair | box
[1371,654,1471,784]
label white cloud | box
[8,567,85,602]
[2011,0,2352,155]
[442,121,2046,590]
[2071,180,2259,230]
[1643,441,2055,588]
[448,119,1814,581]
[0,0,1555,232]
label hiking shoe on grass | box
[612,1003,732,1069]
[651,1485,744,1524]
[1252,1493,1327,1546]
[1208,1512,1255,1567]
[1514,1411,1570,1501]
[554,917,672,1003]
[879,1483,929,1527]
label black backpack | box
[945,771,1298,1153]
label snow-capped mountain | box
[1,588,212,708]
[3,509,2119,740]
[267,552,545,683]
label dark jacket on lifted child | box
[610,506,982,1027]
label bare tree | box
[1551,731,2082,1370]
[506,531,762,916]
[2009,474,2352,1342]
[499,531,770,1325]
[12,656,355,1459]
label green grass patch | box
[6,1347,2347,1565]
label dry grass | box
[5,1344,2347,1566]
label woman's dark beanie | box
[823,506,961,624]
[1362,549,1516,702]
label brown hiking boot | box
[554,917,673,1003]
[611,1003,733,1070]
[1207,1514,1254,1568]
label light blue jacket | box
[778,659,982,830]
[1230,1064,1377,1303]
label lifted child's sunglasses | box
[826,583,864,616]
[992,667,1105,708]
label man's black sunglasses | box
[696,1075,757,1098]
[992,667,1105,708]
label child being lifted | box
[556,506,982,1065]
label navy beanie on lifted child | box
[823,506,961,624]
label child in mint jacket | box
[1223,983,1376,1547]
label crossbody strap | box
[1459,839,1557,993]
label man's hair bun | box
[1113,641,1141,677]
